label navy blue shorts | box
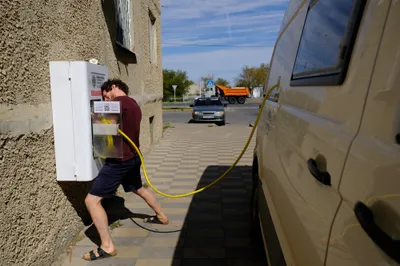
[89,156,143,198]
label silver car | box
[190,97,227,126]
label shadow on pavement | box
[173,165,267,266]
[187,120,229,126]
[58,181,95,226]
[84,195,151,246]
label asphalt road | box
[163,104,260,126]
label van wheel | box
[251,187,263,244]
[237,97,246,104]
[228,97,236,104]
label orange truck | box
[215,84,251,104]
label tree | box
[215,78,230,87]
[163,69,194,100]
[201,75,215,84]
[234,63,269,88]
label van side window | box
[290,0,366,86]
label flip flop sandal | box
[143,215,169,225]
[82,247,117,261]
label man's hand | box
[105,114,118,124]
[91,112,102,123]
[91,112,118,124]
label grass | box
[163,97,190,102]
[163,122,175,132]
[109,220,121,230]
[162,107,192,112]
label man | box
[83,79,169,261]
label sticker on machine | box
[91,90,102,96]
[93,101,121,114]
[90,72,106,90]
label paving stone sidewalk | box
[59,123,267,266]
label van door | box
[264,0,389,265]
[326,2,400,265]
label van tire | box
[228,97,236,104]
[237,97,246,104]
[251,188,264,246]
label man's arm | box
[91,112,101,123]
[91,113,119,124]
[104,114,119,124]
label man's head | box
[100,79,129,101]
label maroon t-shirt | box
[115,96,142,161]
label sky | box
[160,0,290,86]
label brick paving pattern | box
[60,123,267,266]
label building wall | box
[187,84,200,96]
[0,0,162,265]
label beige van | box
[251,0,400,265]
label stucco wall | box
[0,0,162,265]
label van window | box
[290,0,366,86]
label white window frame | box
[115,0,133,51]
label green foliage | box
[235,63,270,88]
[201,75,215,84]
[163,122,175,132]
[215,78,230,87]
[163,69,194,100]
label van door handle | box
[354,201,400,264]
[307,159,331,186]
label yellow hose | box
[116,84,279,198]
[101,117,115,148]
[92,117,116,159]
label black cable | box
[129,218,182,233]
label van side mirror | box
[190,104,193,107]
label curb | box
[162,108,192,112]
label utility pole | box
[199,80,202,96]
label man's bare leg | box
[82,194,117,260]
[135,187,169,224]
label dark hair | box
[100,79,129,95]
